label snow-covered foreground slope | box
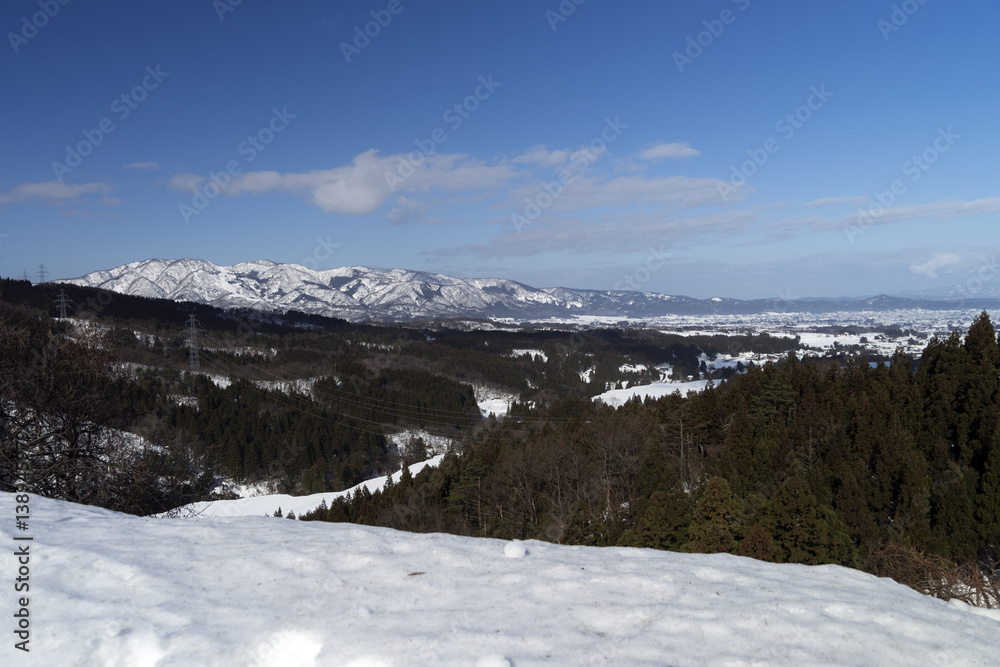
[3,494,999,666]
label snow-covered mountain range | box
[59,258,1000,322]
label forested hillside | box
[2,278,997,604]
[0,279,794,511]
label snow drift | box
[2,493,998,666]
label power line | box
[193,329,555,433]
[196,329,500,423]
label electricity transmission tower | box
[36,264,48,283]
[54,289,72,319]
[187,314,201,370]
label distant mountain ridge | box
[58,259,1000,322]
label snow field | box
[468,385,519,418]
[3,493,998,666]
[387,430,453,457]
[170,456,445,518]
[593,380,712,406]
[478,398,513,417]
[509,349,548,362]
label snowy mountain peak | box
[61,258,673,322]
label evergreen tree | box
[978,436,1000,559]
[930,463,978,560]
[737,523,781,562]
[833,462,878,550]
[687,477,742,554]
[768,468,847,565]
[617,486,692,551]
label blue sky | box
[2,0,998,299]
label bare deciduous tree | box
[1,313,142,509]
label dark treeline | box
[303,314,1000,586]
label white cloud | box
[0,181,111,204]
[309,152,391,215]
[225,149,517,216]
[164,144,730,224]
[910,252,962,279]
[165,173,206,192]
[385,197,428,224]
[638,142,700,161]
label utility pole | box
[187,314,201,371]
[54,289,71,319]
[36,264,48,283]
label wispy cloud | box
[910,252,962,279]
[169,144,732,227]
[510,147,571,167]
[510,173,733,213]
[432,208,761,259]
[638,142,700,161]
[0,181,111,204]
[122,162,161,170]
[224,149,517,216]
[805,195,872,208]
[165,173,206,192]
[768,196,1000,235]
[385,197,429,224]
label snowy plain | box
[3,493,999,666]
